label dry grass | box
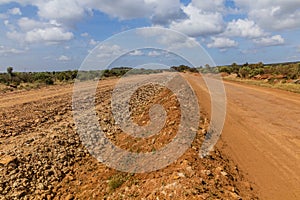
[224,77,300,94]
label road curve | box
[184,73,300,200]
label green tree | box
[231,63,241,75]
[239,66,251,78]
[7,66,13,83]
[7,66,13,75]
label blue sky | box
[0,0,300,72]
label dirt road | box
[1,73,299,199]
[0,76,258,199]
[185,74,300,200]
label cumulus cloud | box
[169,4,224,37]
[18,17,45,31]
[5,16,73,44]
[36,0,86,25]
[7,27,73,44]
[207,37,238,49]
[224,19,266,38]
[58,55,71,61]
[148,0,187,25]
[89,39,98,46]
[95,44,126,59]
[253,35,285,46]
[191,0,225,12]
[234,0,300,30]
[0,0,295,53]
[25,27,73,43]
[137,27,200,49]
[89,0,184,24]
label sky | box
[0,0,300,72]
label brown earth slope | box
[184,73,300,200]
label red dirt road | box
[1,73,299,199]
[185,74,300,200]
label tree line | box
[1,62,299,88]
[217,62,300,80]
[0,67,165,88]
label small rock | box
[177,172,185,178]
[201,170,212,176]
[65,194,74,200]
[186,166,195,176]
[221,171,228,176]
[12,191,26,198]
[229,192,242,200]
[0,155,16,166]
[293,79,300,84]
[37,183,46,190]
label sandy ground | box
[184,73,300,200]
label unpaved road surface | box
[0,74,257,199]
[2,72,299,199]
[185,74,300,200]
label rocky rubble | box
[0,77,259,199]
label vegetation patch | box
[108,173,129,191]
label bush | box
[108,174,128,191]
[45,78,54,85]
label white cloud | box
[129,50,144,56]
[137,27,200,49]
[4,20,9,26]
[148,50,161,57]
[5,0,298,34]
[95,44,126,59]
[160,32,199,49]
[8,7,22,15]
[7,28,73,44]
[3,20,15,30]
[81,32,89,37]
[58,55,71,61]
[0,45,25,55]
[25,27,73,44]
[89,39,98,46]
[207,37,238,49]
[36,0,86,24]
[6,31,23,41]
[169,4,224,37]
[89,0,183,24]
[234,0,300,30]
[191,0,225,12]
[18,17,45,31]
[5,16,73,45]
[225,19,266,38]
[253,35,285,46]
[147,0,186,25]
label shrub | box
[45,78,54,85]
[108,174,127,191]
